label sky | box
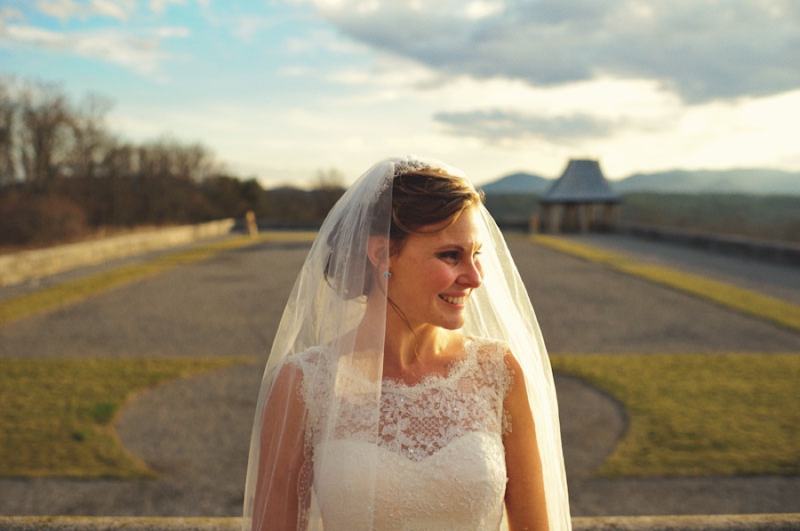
[1,0,799,187]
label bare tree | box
[314,167,346,190]
[18,82,73,189]
[101,138,138,179]
[0,77,17,185]
[173,142,217,182]
[67,93,113,179]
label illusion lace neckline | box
[381,336,476,392]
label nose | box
[458,257,483,289]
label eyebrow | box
[434,242,482,252]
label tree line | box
[0,78,344,249]
[5,77,794,250]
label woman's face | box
[387,206,483,331]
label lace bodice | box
[288,337,512,530]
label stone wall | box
[0,514,798,531]
[618,223,800,267]
[0,219,235,287]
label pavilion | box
[539,159,621,233]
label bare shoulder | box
[265,359,305,406]
[501,350,530,409]
[503,350,524,379]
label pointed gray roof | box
[541,159,621,203]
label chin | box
[438,317,466,331]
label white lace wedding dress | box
[289,337,512,531]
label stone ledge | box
[572,514,800,531]
[0,219,235,287]
[0,517,239,531]
[0,515,798,531]
[618,223,800,267]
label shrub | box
[0,188,89,246]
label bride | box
[243,157,571,531]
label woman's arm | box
[503,353,550,531]
[252,363,308,531]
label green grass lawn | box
[2,354,797,479]
[552,353,800,477]
[0,358,250,478]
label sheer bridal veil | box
[243,156,571,531]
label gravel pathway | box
[1,236,798,517]
[568,233,800,305]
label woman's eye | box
[439,251,459,261]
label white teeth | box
[440,295,466,305]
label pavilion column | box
[579,203,591,233]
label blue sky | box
[2,0,799,187]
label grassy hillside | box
[484,193,800,243]
[620,193,800,243]
[614,168,800,195]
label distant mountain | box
[479,172,551,194]
[611,169,800,195]
[481,168,800,195]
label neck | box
[359,289,452,373]
[383,300,449,369]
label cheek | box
[425,263,457,289]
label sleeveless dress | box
[288,337,512,531]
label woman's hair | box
[382,168,484,254]
[326,166,484,298]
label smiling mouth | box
[439,294,467,305]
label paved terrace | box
[0,233,799,517]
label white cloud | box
[15,0,794,186]
[91,0,135,20]
[5,25,63,46]
[149,0,187,14]
[309,0,800,104]
[284,35,314,53]
[465,0,504,19]
[279,65,311,77]
[0,7,24,22]
[107,74,800,190]
[1,23,187,78]
[283,28,369,55]
[325,59,437,89]
[672,90,800,170]
[198,9,285,43]
[232,16,268,41]
[149,0,209,14]
[152,26,191,38]
[37,0,81,22]
[434,109,619,144]
[36,0,135,22]
[273,51,800,179]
